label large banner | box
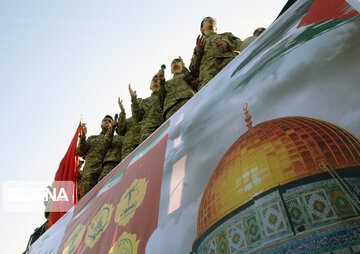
[30,0,360,253]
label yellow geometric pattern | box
[197,116,360,236]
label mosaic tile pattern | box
[328,187,357,218]
[285,198,308,232]
[254,218,360,254]
[195,178,360,254]
[226,221,247,253]
[218,231,228,254]
[303,190,337,223]
[245,215,262,243]
[197,191,293,253]
[207,238,217,254]
[259,202,288,237]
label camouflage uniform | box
[240,36,256,51]
[190,32,242,90]
[24,221,48,252]
[159,68,196,120]
[117,111,141,159]
[77,169,83,201]
[98,127,123,181]
[25,196,50,252]
[132,92,163,142]
[77,130,108,196]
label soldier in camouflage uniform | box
[190,17,242,90]
[24,220,48,253]
[119,117,141,159]
[117,94,142,159]
[76,115,112,196]
[129,78,163,142]
[76,158,84,201]
[240,27,266,51]
[24,184,52,253]
[98,99,124,181]
[158,57,196,120]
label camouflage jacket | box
[133,91,163,128]
[116,111,126,135]
[240,36,256,51]
[117,112,141,160]
[159,68,196,117]
[76,131,108,167]
[102,127,123,164]
[77,170,83,200]
[189,32,242,89]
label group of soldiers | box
[24,17,265,253]
[77,17,266,199]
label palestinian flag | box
[232,0,359,88]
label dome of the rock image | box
[192,109,360,254]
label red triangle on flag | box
[298,0,358,28]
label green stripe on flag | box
[133,123,170,158]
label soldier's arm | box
[189,46,202,77]
[128,84,144,123]
[189,35,205,76]
[160,80,166,107]
[159,72,166,110]
[103,127,115,150]
[222,33,242,52]
[180,67,196,92]
[131,95,144,123]
[77,135,90,156]
[116,111,126,135]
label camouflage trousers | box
[28,220,49,246]
[81,162,102,197]
[198,57,234,90]
[165,99,188,120]
[77,182,82,201]
[140,125,159,143]
[122,143,139,160]
[98,161,119,181]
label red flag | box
[48,122,82,228]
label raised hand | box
[157,69,165,81]
[128,84,137,98]
[196,35,206,54]
[81,123,87,137]
[179,56,185,69]
[118,97,125,113]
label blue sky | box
[0,0,286,252]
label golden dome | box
[197,116,360,237]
